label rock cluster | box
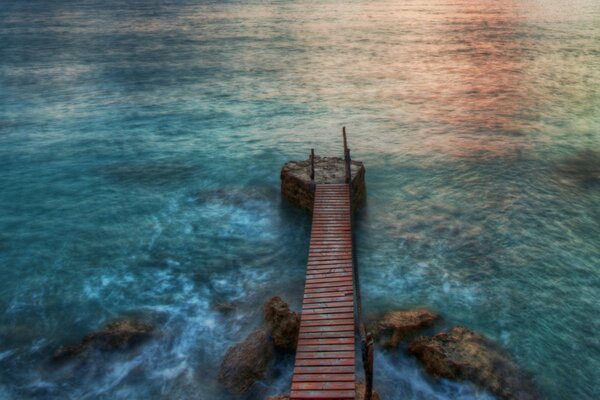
[218,296,301,394]
[280,156,366,211]
[408,326,539,400]
[53,319,154,361]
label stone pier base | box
[280,156,366,212]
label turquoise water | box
[1,0,599,399]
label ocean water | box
[0,0,599,399]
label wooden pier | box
[289,130,373,400]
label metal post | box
[310,148,315,181]
[343,128,351,184]
[362,332,374,400]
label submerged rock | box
[280,155,366,211]
[264,296,301,352]
[408,326,538,400]
[555,150,600,188]
[375,308,439,348]
[53,319,154,361]
[218,329,274,394]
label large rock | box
[218,329,274,394]
[375,309,439,348]
[280,155,366,211]
[264,296,301,352]
[408,326,538,400]
[53,319,154,361]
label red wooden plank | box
[292,381,355,391]
[298,331,354,339]
[304,286,353,294]
[301,319,354,327]
[299,324,355,333]
[290,392,354,399]
[297,337,354,346]
[297,344,355,352]
[303,296,353,305]
[304,291,352,299]
[301,312,354,321]
[295,351,355,360]
[294,358,355,367]
[304,281,353,289]
[293,366,355,375]
[306,271,352,280]
[292,373,355,382]
[301,303,354,312]
[302,307,354,315]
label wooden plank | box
[292,373,355,382]
[301,312,354,321]
[304,281,353,289]
[302,307,354,315]
[301,300,354,309]
[297,344,355,352]
[301,319,355,327]
[294,358,355,367]
[297,337,354,346]
[292,381,355,391]
[298,331,354,339]
[299,324,355,333]
[293,366,355,374]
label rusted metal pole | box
[310,148,315,181]
[343,128,351,184]
[362,332,374,400]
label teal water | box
[1,0,599,399]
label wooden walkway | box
[290,184,356,400]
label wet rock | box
[213,302,237,315]
[281,155,366,211]
[264,296,300,352]
[53,319,154,361]
[218,329,274,394]
[375,309,439,348]
[556,150,600,188]
[408,326,539,400]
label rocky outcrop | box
[219,297,300,394]
[264,296,300,352]
[280,156,366,211]
[375,309,439,348]
[53,319,154,361]
[218,329,274,394]
[408,326,539,400]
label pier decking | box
[290,184,356,400]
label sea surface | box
[1,0,599,399]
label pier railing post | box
[310,148,315,181]
[344,128,374,400]
[343,127,351,184]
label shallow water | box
[1,0,599,399]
